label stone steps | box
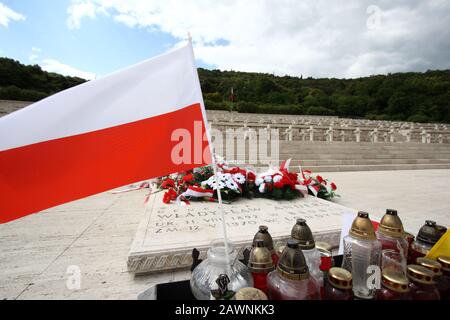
[279,141,450,148]
[298,163,450,172]
[280,144,450,151]
[279,153,450,160]
[253,162,450,172]
[229,140,450,171]
[280,147,450,153]
[267,141,450,171]
[296,158,450,166]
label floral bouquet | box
[153,157,338,204]
[155,157,256,204]
[254,160,304,200]
[298,168,339,200]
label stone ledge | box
[127,191,353,274]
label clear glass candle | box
[342,211,381,300]
[190,239,253,300]
[376,209,408,271]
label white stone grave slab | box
[127,192,356,274]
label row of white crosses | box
[210,112,448,144]
[209,111,449,132]
[233,123,448,144]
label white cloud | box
[67,0,101,29]
[66,0,450,78]
[0,2,25,27]
[41,59,96,80]
[29,47,42,62]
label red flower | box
[274,181,284,189]
[182,174,194,183]
[163,192,171,204]
[161,178,175,189]
[331,182,337,191]
[316,175,324,184]
[229,167,247,176]
[163,188,178,204]
[247,172,256,182]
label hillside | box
[199,68,450,123]
[1,57,449,123]
[0,58,86,102]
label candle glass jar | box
[190,239,253,300]
[291,219,322,285]
[267,240,320,300]
[407,265,440,300]
[376,209,408,270]
[342,211,381,300]
[253,225,278,265]
[437,256,450,300]
[248,239,274,295]
[316,242,333,299]
[417,257,449,300]
[382,249,407,277]
[376,271,411,300]
[408,220,444,264]
[323,267,353,300]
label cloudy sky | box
[1,0,449,80]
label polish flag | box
[0,42,212,224]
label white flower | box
[232,173,246,184]
[202,173,241,192]
[255,177,264,186]
[226,179,239,191]
[264,176,273,183]
[217,182,226,190]
[273,174,282,183]
[259,183,266,193]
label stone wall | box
[0,100,33,117]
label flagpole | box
[187,33,232,271]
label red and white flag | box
[0,42,211,224]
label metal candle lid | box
[248,240,275,273]
[349,211,377,241]
[235,288,268,300]
[252,225,274,251]
[328,267,352,290]
[382,271,410,293]
[277,239,310,281]
[416,257,443,277]
[437,256,450,272]
[416,220,442,245]
[291,218,315,250]
[407,265,436,285]
[378,209,405,238]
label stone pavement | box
[0,169,449,300]
[325,169,450,234]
